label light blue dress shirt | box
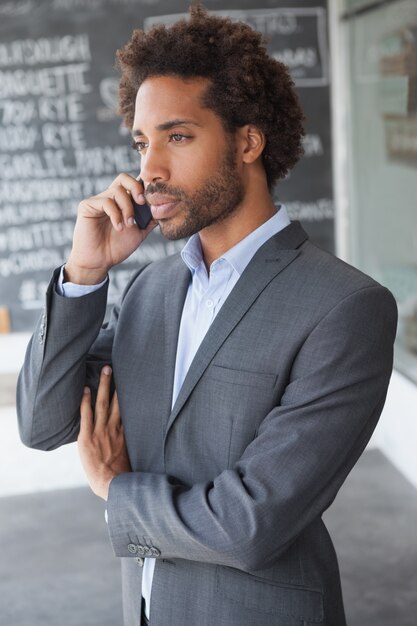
[58,205,290,619]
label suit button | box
[143,546,152,557]
[150,547,161,557]
[136,545,145,556]
[135,557,144,567]
[127,543,137,554]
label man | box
[17,5,397,626]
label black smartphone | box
[131,179,153,229]
[132,197,153,229]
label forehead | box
[133,75,217,132]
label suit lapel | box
[161,254,191,422]
[163,221,308,441]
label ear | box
[237,124,266,164]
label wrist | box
[64,262,108,286]
[98,472,117,502]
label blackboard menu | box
[0,0,332,331]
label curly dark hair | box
[115,4,304,189]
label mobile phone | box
[131,178,153,229]
[132,196,153,229]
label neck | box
[199,178,277,269]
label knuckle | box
[77,199,89,213]
[113,173,125,184]
[113,173,130,188]
[97,399,107,411]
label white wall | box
[0,405,88,496]
[0,334,88,497]
[0,333,31,374]
[370,370,417,488]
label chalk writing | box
[0,201,75,227]
[273,48,318,71]
[286,199,334,221]
[0,247,68,277]
[0,63,92,98]
[0,126,38,151]
[19,279,50,309]
[0,221,74,253]
[73,146,138,175]
[0,145,137,179]
[38,94,86,122]
[0,34,91,67]
[303,134,324,157]
[0,1,35,18]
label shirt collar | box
[181,232,204,273]
[181,204,290,276]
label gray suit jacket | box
[17,222,397,626]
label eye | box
[169,133,191,143]
[131,139,147,153]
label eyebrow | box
[131,119,202,138]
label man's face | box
[132,76,245,240]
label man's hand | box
[77,365,131,500]
[65,173,156,285]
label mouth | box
[148,198,180,220]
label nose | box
[139,145,170,186]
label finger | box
[94,365,112,429]
[112,184,139,227]
[99,190,135,231]
[108,390,122,427]
[111,172,145,205]
[135,175,146,204]
[80,195,126,232]
[88,179,142,231]
[107,181,145,228]
[79,387,94,436]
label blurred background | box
[0,0,416,624]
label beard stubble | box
[145,141,245,241]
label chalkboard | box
[0,0,333,332]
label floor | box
[324,449,417,626]
[0,448,416,626]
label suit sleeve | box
[16,266,144,451]
[106,284,398,571]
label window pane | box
[346,1,417,383]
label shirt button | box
[135,557,144,567]
[206,299,214,308]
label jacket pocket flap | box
[207,365,278,389]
